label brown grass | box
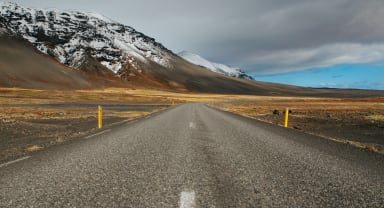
[0,87,230,104]
[367,114,384,122]
[1,87,383,159]
[216,97,384,155]
[217,97,384,118]
[25,145,43,152]
[0,87,311,105]
[0,107,94,123]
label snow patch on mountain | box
[0,2,173,75]
[178,51,254,80]
[88,12,115,24]
[0,27,6,35]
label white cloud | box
[245,43,384,74]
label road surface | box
[1,103,384,207]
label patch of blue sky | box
[253,64,384,90]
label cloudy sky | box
[10,0,384,89]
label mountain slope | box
[178,51,254,80]
[0,34,100,89]
[0,2,261,92]
[0,2,172,76]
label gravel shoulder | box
[216,97,384,154]
[0,103,167,163]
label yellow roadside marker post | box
[284,108,289,128]
[98,105,102,129]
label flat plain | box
[0,87,383,162]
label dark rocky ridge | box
[0,2,172,79]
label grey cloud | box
[11,0,384,74]
[240,43,384,74]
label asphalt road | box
[1,103,384,207]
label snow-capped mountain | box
[0,2,270,94]
[178,51,254,80]
[0,2,173,77]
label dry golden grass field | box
[216,97,384,154]
[0,87,383,162]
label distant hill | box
[178,51,254,80]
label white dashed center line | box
[189,122,196,129]
[179,191,195,208]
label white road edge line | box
[179,191,195,208]
[0,156,31,168]
[113,119,131,126]
[85,129,111,139]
